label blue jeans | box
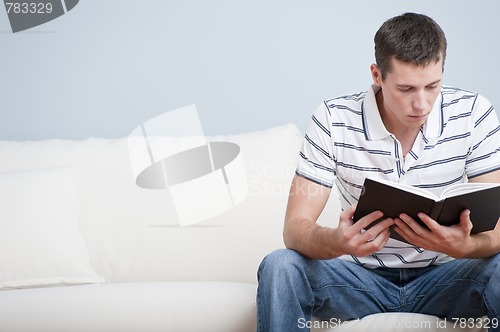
[257,249,500,332]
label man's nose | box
[412,90,427,112]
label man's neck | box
[394,128,421,157]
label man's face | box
[371,58,443,133]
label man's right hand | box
[332,205,394,257]
[283,175,394,259]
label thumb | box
[459,209,473,233]
[339,204,356,225]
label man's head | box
[374,12,447,81]
[370,13,447,134]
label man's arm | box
[283,174,394,260]
[469,169,500,184]
[394,169,500,258]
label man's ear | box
[370,64,382,86]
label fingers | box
[338,205,396,256]
[369,227,392,249]
[353,224,392,257]
[394,216,417,244]
[344,208,394,245]
[347,217,394,253]
[397,211,473,236]
[394,213,431,244]
[395,210,475,251]
[351,210,384,230]
[360,217,394,241]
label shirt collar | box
[362,85,443,141]
[421,91,444,139]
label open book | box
[353,178,500,243]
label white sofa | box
[0,124,486,332]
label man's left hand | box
[393,209,476,258]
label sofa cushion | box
[0,281,485,332]
[0,167,104,290]
[0,124,327,284]
[0,124,341,284]
[0,282,256,332]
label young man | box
[257,12,500,331]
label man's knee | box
[485,253,500,277]
[488,252,500,264]
[258,248,307,281]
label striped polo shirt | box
[297,84,500,268]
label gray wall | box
[1,0,499,140]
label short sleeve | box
[296,102,336,188]
[466,94,500,178]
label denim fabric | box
[257,249,500,332]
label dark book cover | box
[353,178,500,244]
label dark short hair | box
[374,12,447,80]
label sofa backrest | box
[0,124,341,284]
